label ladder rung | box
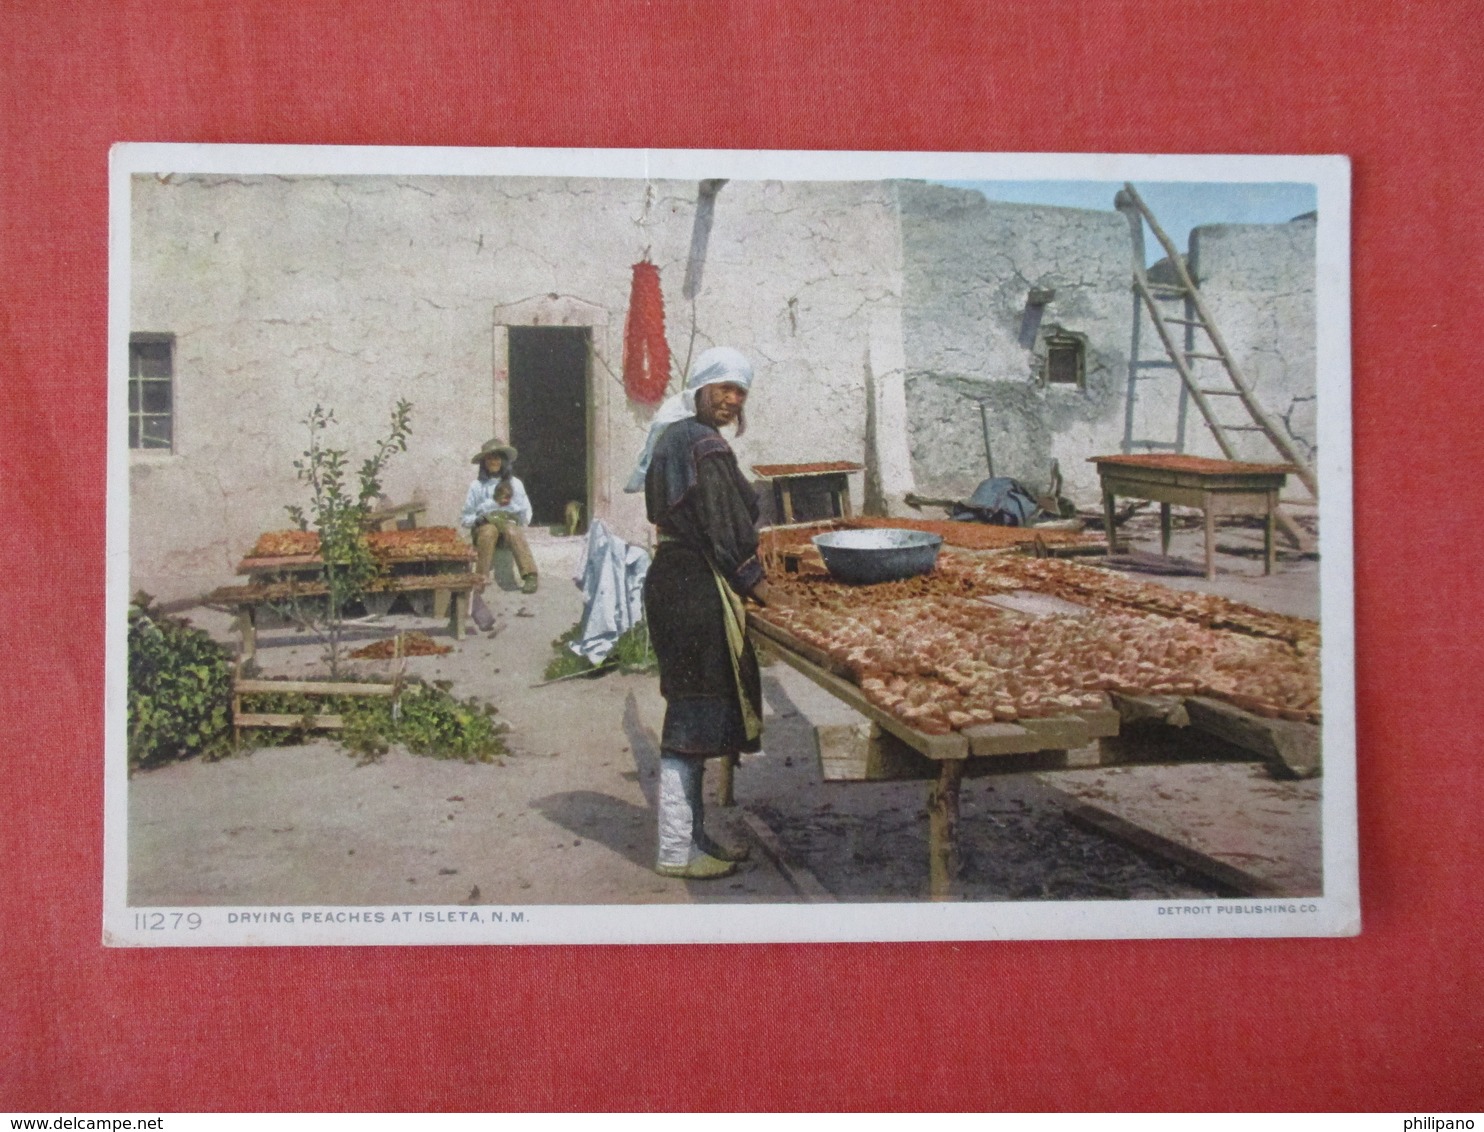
[1196,388,1244,396]
[1134,360,1176,368]
[1161,317,1206,326]
[1129,441,1181,450]
[1185,352,1225,360]
[1220,425,1267,432]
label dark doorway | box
[507,326,589,527]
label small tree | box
[282,399,413,674]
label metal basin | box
[811,528,943,585]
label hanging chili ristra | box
[623,260,671,406]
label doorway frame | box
[491,295,611,531]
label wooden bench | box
[362,500,428,532]
[209,573,484,661]
[231,677,399,746]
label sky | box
[937,180,1318,265]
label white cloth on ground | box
[568,519,650,664]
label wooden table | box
[752,461,864,524]
[215,528,480,660]
[1091,454,1294,579]
[748,614,1123,898]
[210,574,484,661]
[747,610,1320,900]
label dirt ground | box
[129,513,1319,907]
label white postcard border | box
[105,145,1356,946]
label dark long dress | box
[643,418,765,757]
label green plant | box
[541,620,656,681]
[609,621,656,673]
[281,398,413,675]
[238,678,509,765]
[127,595,234,770]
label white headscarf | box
[623,346,755,492]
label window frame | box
[1041,330,1086,389]
[128,332,176,452]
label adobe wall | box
[895,184,1135,505]
[895,186,1318,508]
[129,175,904,600]
[1186,219,1318,467]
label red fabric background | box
[2,0,1480,1112]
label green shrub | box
[128,593,508,768]
[127,597,234,770]
[239,679,509,765]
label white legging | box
[656,755,707,867]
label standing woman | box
[633,347,788,879]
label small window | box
[129,334,174,450]
[1044,334,1084,387]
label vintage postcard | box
[104,146,1355,945]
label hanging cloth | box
[623,261,671,406]
[709,560,762,744]
[567,520,651,664]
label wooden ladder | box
[1115,183,1318,549]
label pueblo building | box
[128,174,1316,600]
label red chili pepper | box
[622,261,671,406]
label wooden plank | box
[715,753,737,805]
[962,721,1035,756]
[236,554,323,572]
[1204,490,1281,516]
[738,809,837,901]
[1076,699,1123,739]
[233,712,346,730]
[236,609,256,663]
[1101,479,1211,511]
[238,550,472,574]
[1110,691,1191,727]
[813,721,938,782]
[234,679,395,696]
[385,573,482,591]
[1098,467,1288,494]
[1019,715,1094,751]
[1184,696,1321,779]
[211,572,483,606]
[363,502,427,527]
[1062,802,1286,897]
[813,721,872,780]
[750,630,968,761]
[928,760,965,900]
[450,590,468,641]
[960,702,1115,760]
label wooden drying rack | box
[746,612,1320,900]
